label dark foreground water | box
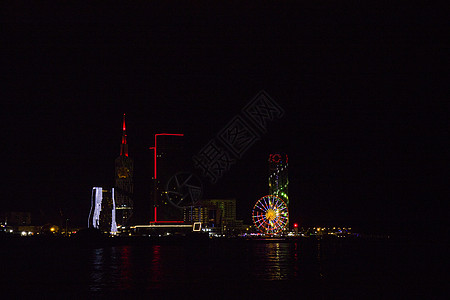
[0,237,446,299]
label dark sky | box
[1,2,444,233]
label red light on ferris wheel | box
[294,223,298,228]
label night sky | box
[2,2,444,234]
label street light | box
[149,133,184,222]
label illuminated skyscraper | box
[88,187,117,234]
[115,114,134,226]
[268,153,289,207]
[150,134,185,222]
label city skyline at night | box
[0,3,444,299]
[1,2,443,238]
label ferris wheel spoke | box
[253,214,265,220]
[254,217,266,225]
[259,200,269,211]
[259,220,270,228]
[253,215,264,223]
[253,218,265,225]
[275,200,284,209]
[255,203,266,212]
[253,212,264,218]
[256,223,266,230]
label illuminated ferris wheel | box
[252,195,289,234]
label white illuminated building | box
[88,187,117,234]
[89,187,102,229]
[111,188,117,233]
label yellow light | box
[50,227,55,232]
[265,209,276,221]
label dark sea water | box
[0,237,446,299]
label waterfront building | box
[182,199,243,235]
[268,153,289,207]
[115,114,134,226]
[268,153,289,231]
[206,198,236,225]
[151,134,185,222]
[183,206,210,224]
[88,187,117,234]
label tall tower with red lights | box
[268,153,289,230]
[115,114,134,227]
[268,153,289,207]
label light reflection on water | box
[88,241,308,292]
[149,245,162,287]
[90,248,104,290]
[251,242,292,280]
[89,247,123,291]
[2,238,418,297]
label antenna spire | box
[120,113,128,156]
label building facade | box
[268,153,289,230]
[268,153,289,206]
[88,187,117,234]
[152,135,185,222]
[115,114,134,226]
[207,199,237,224]
[183,206,210,225]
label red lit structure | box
[120,114,128,157]
[149,133,184,179]
[115,114,134,226]
[149,133,184,223]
